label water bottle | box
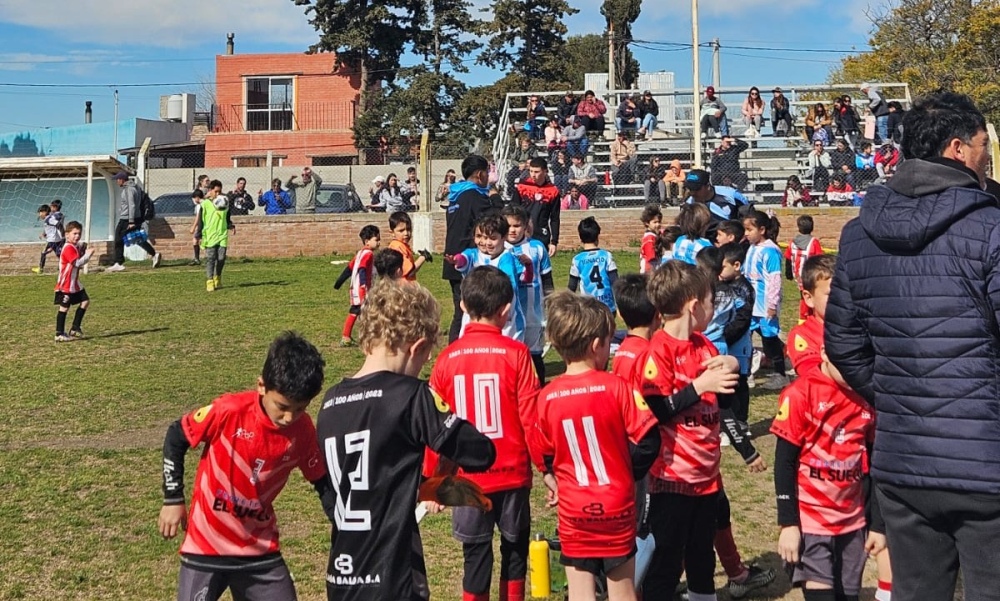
[529,532,551,598]
[549,530,568,594]
[123,230,135,247]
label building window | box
[232,156,285,168]
[246,77,294,131]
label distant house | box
[206,51,362,168]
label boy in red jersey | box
[640,261,740,601]
[538,290,660,601]
[424,265,544,601]
[158,331,334,601]
[787,255,836,377]
[772,348,883,601]
[784,215,825,320]
[335,224,381,347]
[639,205,662,274]
[53,221,94,342]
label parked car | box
[153,192,196,217]
[289,183,365,213]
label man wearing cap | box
[770,88,793,136]
[684,169,750,235]
[638,91,659,141]
[368,175,385,206]
[285,167,322,214]
[699,85,729,138]
[861,83,891,143]
[108,172,161,272]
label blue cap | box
[685,169,710,189]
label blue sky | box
[0,0,877,131]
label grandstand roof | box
[0,155,130,179]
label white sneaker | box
[750,350,763,375]
[720,434,731,447]
[106,263,125,272]
[152,252,162,268]
[747,374,756,389]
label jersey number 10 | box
[454,374,503,439]
[324,430,372,531]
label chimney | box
[226,33,235,55]
[85,101,92,124]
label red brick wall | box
[0,208,858,274]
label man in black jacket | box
[825,92,1000,601]
[709,136,749,190]
[443,155,504,342]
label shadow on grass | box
[235,280,290,288]
[90,327,170,339]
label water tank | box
[166,95,185,122]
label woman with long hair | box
[741,86,765,132]
[436,169,457,209]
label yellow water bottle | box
[529,532,551,598]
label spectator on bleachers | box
[557,92,578,126]
[551,149,571,194]
[638,90,659,141]
[834,95,861,148]
[506,136,538,196]
[643,156,669,204]
[805,103,833,145]
[664,159,687,204]
[807,140,833,193]
[782,175,813,207]
[437,169,457,209]
[710,135,750,191]
[854,142,879,188]
[544,116,565,154]
[563,117,589,158]
[875,142,900,180]
[610,131,639,186]
[526,95,549,140]
[700,85,729,138]
[741,87,765,135]
[770,87,794,136]
[576,90,608,134]
[616,94,640,134]
[830,138,855,185]
[826,173,855,206]
[887,101,905,145]
[561,184,590,211]
[861,83,891,143]
[568,154,599,201]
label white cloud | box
[0,0,316,48]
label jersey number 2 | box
[454,374,503,439]
[562,417,610,487]
[324,430,372,531]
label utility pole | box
[608,23,616,96]
[691,0,702,168]
[712,38,721,89]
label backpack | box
[139,189,156,222]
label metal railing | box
[211,101,356,133]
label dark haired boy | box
[569,216,619,314]
[511,156,561,256]
[503,204,554,380]
[388,211,432,281]
[33,200,65,274]
[425,266,544,601]
[715,219,744,249]
[197,180,235,291]
[374,248,404,279]
[334,225,381,346]
[640,205,663,274]
[158,331,334,601]
[189,189,205,266]
[54,220,94,341]
[787,254,836,377]
[784,215,824,320]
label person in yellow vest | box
[197,179,234,291]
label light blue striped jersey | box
[507,237,552,330]
[672,235,712,265]
[457,248,527,341]
[742,240,783,317]
[570,248,618,313]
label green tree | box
[542,34,615,90]
[831,0,1000,122]
[477,0,579,81]
[602,0,641,89]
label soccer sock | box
[71,307,86,331]
[215,258,225,279]
[193,245,200,261]
[342,314,358,339]
[500,579,525,601]
[687,592,718,601]
[714,526,747,581]
[56,310,67,335]
[531,353,546,384]
[39,251,46,269]
[875,580,891,601]
[802,590,836,601]
[462,593,489,601]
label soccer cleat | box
[188,259,201,266]
[31,267,42,274]
[762,373,790,391]
[206,279,216,292]
[152,252,162,268]
[339,337,355,348]
[213,275,221,289]
[106,263,125,273]
[54,333,73,342]
[727,565,776,599]
[69,329,84,339]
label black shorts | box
[560,548,636,577]
[54,290,89,308]
[45,241,64,256]
[452,487,531,544]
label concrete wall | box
[0,207,856,274]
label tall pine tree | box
[602,0,641,90]
[477,0,579,81]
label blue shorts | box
[751,315,781,338]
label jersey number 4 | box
[589,265,604,289]
[324,430,372,531]
[454,374,503,439]
[562,417,610,487]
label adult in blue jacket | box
[825,92,999,601]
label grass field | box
[0,252,878,601]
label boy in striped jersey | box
[639,205,663,274]
[568,217,619,314]
[784,215,824,320]
[503,204,554,381]
[334,225,380,346]
[53,221,94,342]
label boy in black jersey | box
[316,280,497,601]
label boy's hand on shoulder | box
[158,503,187,540]
[777,525,801,564]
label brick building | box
[206,51,362,168]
